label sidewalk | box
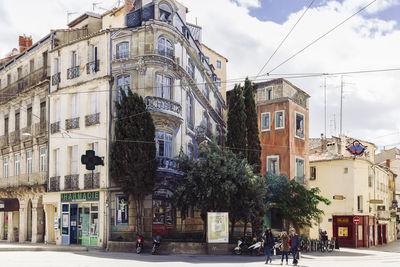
[0,241,89,252]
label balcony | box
[0,135,9,148]
[67,66,80,80]
[84,172,100,189]
[50,121,60,134]
[195,125,212,143]
[65,117,79,130]
[85,113,100,127]
[21,126,33,141]
[34,121,46,136]
[52,72,61,86]
[48,176,60,192]
[145,96,182,116]
[9,130,20,145]
[64,174,79,190]
[0,173,47,190]
[157,156,179,171]
[0,67,49,104]
[86,60,100,74]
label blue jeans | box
[264,246,271,262]
[281,251,289,262]
[291,248,298,264]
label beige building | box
[309,135,397,248]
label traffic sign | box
[353,216,360,224]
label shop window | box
[90,204,98,236]
[338,227,348,237]
[156,130,173,158]
[295,112,305,139]
[156,73,172,99]
[116,42,129,59]
[267,155,279,175]
[275,110,285,129]
[153,199,174,225]
[158,37,174,60]
[261,112,270,131]
[310,166,316,180]
[116,195,129,225]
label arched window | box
[158,37,174,60]
[156,130,173,158]
[156,73,172,99]
[159,3,172,23]
[116,42,129,59]
[186,93,193,129]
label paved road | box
[0,243,399,267]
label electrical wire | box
[256,0,316,78]
[264,0,378,75]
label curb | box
[0,246,88,252]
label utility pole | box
[340,75,343,136]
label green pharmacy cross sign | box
[81,150,104,171]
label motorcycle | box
[136,234,144,254]
[233,237,250,255]
[151,235,161,255]
[247,236,264,256]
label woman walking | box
[263,229,274,264]
[280,231,289,265]
[289,228,300,266]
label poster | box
[62,214,69,227]
[207,212,229,243]
[338,227,348,237]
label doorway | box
[70,204,78,244]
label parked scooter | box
[247,236,264,256]
[152,235,161,255]
[136,234,144,254]
[233,237,249,255]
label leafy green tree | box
[227,84,247,156]
[172,141,263,239]
[264,173,330,230]
[243,78,261,173]
[110,90,158,235]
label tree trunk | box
[201,213,207,242]
[231,219,236,239]
[243,221,247,237]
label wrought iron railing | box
[157,156,178,171]
[145,96,182,116]
[67,66,80,79]
[64,174,79,190]
[48,176,60,192]
[86,60,100,74]
[65,117,79,130]
[84,172,100,189]
[85,113,100,126]
[52,72,61,86]
[50,121,60,134]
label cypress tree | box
[227,84,247,156]
[110,90,158,235]
[243,77,261,173]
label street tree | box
[227,84,247,156]
[110,90,158,235]
[243,78,261,173]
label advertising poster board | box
[207,212,229,243]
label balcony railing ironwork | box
[52,72,61,86]
[64,174,79,190]
[51,121,60,134]
[49,176,60,192]
[86,60,100,74]
[65,117,79,130]
[84,172,100,189]
[85,113,100,127]
[157,156,178,171]
[145,96,182,116]
[67,66,80,80]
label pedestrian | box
[263,228,274,264]
[280,231,289,265]
[289,228,300,266]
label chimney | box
[19,35,33,53]
[386,159,390,168]
[321,133,327,152]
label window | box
[159,3,172,23]
[216,77,222,87]
[158,37,174,60]
[71,94,78,118]
[7,74,11,86]
[267,156,279,175]
[156,130,173,158]
[116,195,129,225]
[15,111,20,130]
[202,112,209,130]
[70,145,78,175]
[30,59,35,72]
[55,148,60,176]
[14,154,20,176]
[91,91,98,114]
[186,93,193,129]
[357,195,363,212]
[40,102,46,123]
[117,75,130,103]
[261,112,270,131]
[27,107,32,128]
[116,42,129,59]
[4,157,8,178]
[187,144,194,159]
[40,147,46,172]
[70,51,78,68]
[27,151,32,179]
[4,117,8,137]
[216,60,222,69]
[257,86,273,101]
[204,56,210,63]
[295,112,305,139]
[368,167,373,187]
[344,167,348,174]
[188,58,195,79]
[203,85,209,100]
[295,157,305,184]
[156,73,172,99]
[310,166,316,180]
[275,110,285,129]
[54,58,59,73]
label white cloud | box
[343,0,400,14]
[233,0,261,8]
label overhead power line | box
[264,0,378,75]
[256,0,316,78]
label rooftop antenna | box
[67,11,78,24]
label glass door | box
[89,204,98,246]
[81,205,90,245]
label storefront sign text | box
[61,191,99,202]
[337,217,349,223]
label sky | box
[1,0,400,150]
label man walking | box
[289,228,299,266]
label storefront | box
[333,215,371,248]
[60,191,100,246]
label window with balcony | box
[188,59,195,79]
[87,45,99,74]
[156,73,172,99]
[4,157,8,178]
[116,42,129,59]
[261,112,270,131]
[40,147,46,172]
[66,94,79,130]
[156,130,173,158]
[295,112,305,139]
[275,110,284,129]
[14,154,20,176]
[52,58,60,85]
[117,75,131,103]
[158,37,174,60]
[186,93,193,130]
[159,3,172,23]
[267,155,279,175]
[295,157,305,184]
[67,51,80,79]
